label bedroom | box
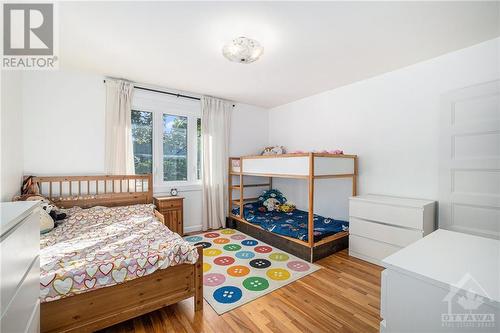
[0,1,499,332]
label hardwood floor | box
[99,249,383,333]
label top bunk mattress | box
[40,204,198,303]
[232,202,349,242]
[231,154,356,177]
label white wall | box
[269,38,500,221]
[23,71,105,175]
[23,71,106,175]
[21,69,268,231]
[1,71,24,201]
[230,103,268,157]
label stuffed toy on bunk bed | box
[261,146,286,155]
[258,189,288,212]
[279,202,296,213]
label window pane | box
[163,114,187,181]
[197,118,202,180]
[131,110,153,174]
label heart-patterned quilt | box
[40,204,198,303]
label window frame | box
[132,89,202,190]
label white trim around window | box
[132,89,202,190]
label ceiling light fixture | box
[222,37,264,64]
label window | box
[131,91,202,187]
[131,111,153,174]
[163,114,188,181]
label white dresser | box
[381,229,499,332]
[0,201,41,333]
[349,194,435,265]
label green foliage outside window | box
[131,110,153,174]
[132,111,201,181]
[163,115,187,181]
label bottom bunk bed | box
[232,202,349,242]
[229,202,349,262]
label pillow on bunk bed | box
[258,189,287,212]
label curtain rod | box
[103,79,235,107]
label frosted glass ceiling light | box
[222,37,264,64]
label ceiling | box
[60,2,500,108]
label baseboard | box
[348,249,383,266]
[184,225,203,233]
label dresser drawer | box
[349,234,401,265]
[155,199,182,210]
[0,209,40,314]
[349,217,423,248]
[1,257,39,333]
[350,200,424,230]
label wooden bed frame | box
[228,153,356,262]
[31,175,203,333]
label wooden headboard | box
[31,174,153,209]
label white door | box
[439,80,500,239]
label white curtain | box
[104,79,135,174]
[201,96,231,230]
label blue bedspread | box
[232,202,349,242]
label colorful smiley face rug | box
[184,229,320,314]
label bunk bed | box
[228,153,357,262]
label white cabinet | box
[0,201,41,333]
[349,194,435,265]
[381,229,500,333]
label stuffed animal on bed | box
[20,175,40,195]
[13,194,67,233]
[263,198,281,212]
[259,189,287,212]
[279,202,296,213]
[40,209,55,234]
[261,146,286,155]
[24,195,67,223]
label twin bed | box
[32,175,202,333]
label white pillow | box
[40,209,54,234]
